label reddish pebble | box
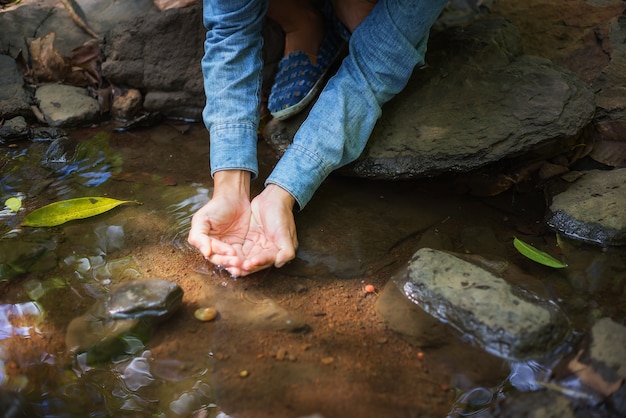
[417,351,425,360]
[364,284,376,293]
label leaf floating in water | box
[4,197,22,213]
[513,237,567,269]
[22,197,140,227]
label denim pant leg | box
[202,0,268,179]
[266,0,448,209]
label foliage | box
[4,197,22,212]
[513,237,567,268]
[22,197,140,227]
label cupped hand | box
[187,170,251,269]
[227,184,299,276]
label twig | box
[58,0,100,40]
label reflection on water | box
[162,185,211,250]
[1,124,625,417]
[0,302,44,342]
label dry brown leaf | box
[29,33,70,82]
[67,39,103,87]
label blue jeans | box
[202,0,447,209]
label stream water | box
[0,123,624,418]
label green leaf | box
[5,197,22,212]
[22,197,140,227]
[513,237,567,268]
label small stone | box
[275,347,287,361]
[239,370,249,378]
[112,88,143,121]
[194,307,217,322]
[321,357,334,365]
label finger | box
[242,251,275,272]
[207,252,244,269]
[234,262,271,277]
[188,232,212,257]
[208,237,237,257]
[274,232,298,268]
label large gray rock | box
[35,84,101,127]
[546,168,626,246]
[0,54,32,120]
[394,248,571,360]
[101,4,205,120]
[0,0,159,58]
[0,116,30,143]
[265,17,595,180]
[593,10,626,122]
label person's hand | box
[187,170,251,269]
[229,184,299,276]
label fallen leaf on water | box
[22,197,141,227]
[513,237,567,268]
[4,197,22,213]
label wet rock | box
[30,126,68,142]
[394,248,570,360]
[111,88,143,121]
[102,4,205,120]
[0,232,58,281]
[491,390,577,418]
[265,17,595,180]
[0,116,30,143]
[592,9,626,124]
[65,278,183,360]
[546,168,626,246]
[581,317,626,416]
[0,54,32,120]
[35,84,100,127]
[101,279,183,319]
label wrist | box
[213,170,251,199]
[264,184,296,210]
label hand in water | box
[188,172,298,277]
[187,171,251,269]
[231,184,298,276]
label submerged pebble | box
[194,307,217,322]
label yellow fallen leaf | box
[22,197,140,227]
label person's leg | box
[267,0,324,63]
[266,0,343,120]
[266,0,448,208]
[332,0,377,33]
